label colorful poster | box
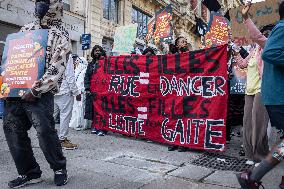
[145,18,155,43]
[230,0,282,46]
[205,12,231,48]
[0,30,48,98]
[112,24,138,55]
[230,63,247,94]
[154,5,173,45]
[91,45,229,152]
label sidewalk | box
[0,123,282,189]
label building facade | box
[0,0,85,60]
[82,0,200,55]
[0,0,242,60]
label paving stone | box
[203,171,240,188]
[107,155,178,174]
[169,164,213,181]
[140,176,199,189]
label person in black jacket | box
[84,45,107,136]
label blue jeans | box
[3,93,66,176]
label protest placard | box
[230,63,247,94]
[205,12,231,48]
[154,5,173,45]
[0,30,48,98]
[145,18,155,43]
[91,45,229,152]
[230,0,282,46]
[112,24,138,55]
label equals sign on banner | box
[139,72,149,84]
[137,107,148,120]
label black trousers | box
[3,93,66,176]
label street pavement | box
[0,121,282,189]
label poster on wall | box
[91,45,229,152]
[154,4,173,45]
[205,12,231,48]
[112,24,138,55]
[0,29,48,98]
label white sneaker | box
[254,163,260,167]
[75,125,84,131]
[245,160,255,165]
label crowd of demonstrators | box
[70,57,88,131]
[3,0,69,188]
[84,45,108,136]
[232,2,274,165]
[237,1,284,189]
[54,54,81,150]
[3,1,284,189]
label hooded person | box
[84,45,107,136]
[53,53,81,150]
[69,57,88,131]
[3,0,70,188]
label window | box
[102,37,114,56]
[132,7,151,40]
[103,0,118,23]
[62,0,71,11]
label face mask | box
[179,47,189,53]
[35,1,50,19]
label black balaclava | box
[35,0,50,19]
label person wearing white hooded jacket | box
[69,57,88,130]
[54,54,81,150]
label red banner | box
[91,45,229,152]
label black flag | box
[202,0,221,12]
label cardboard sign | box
[0,30,48,98]
[205,12,231,48]
[230,0,282,46]
[112,24,138,55]
[154,5,173,45]
[91,45,229,152]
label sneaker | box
[54,169,68,186]
[254,163,260,167]
[60,139,78,150]
[91,128,98,134]
[239,149,245,156]
[236,171,264,189]
[245,160,255,165]
[75,125,84,131]
[168,145,178,151]
[280,176,284,189]
[177,146,187,152]
[8,175,42,188]
[97,131,106,136]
